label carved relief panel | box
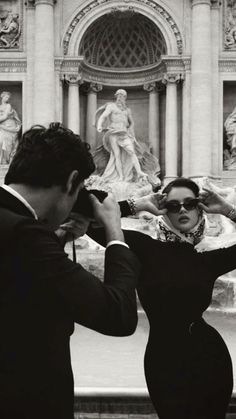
[0,0,22,50]
[224,0,236,49]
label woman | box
[63,177,236,419]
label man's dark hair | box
[162,177,200,197]
[5,122,95,190]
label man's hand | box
[134,193,168,216]
[199,187,234,216]
[58,214,91,243]
[89,193,124,242]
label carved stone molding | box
[63,0,183,56]
[211,0,221,7]
[162,56,186,74]
[63,73,82,85]
[224,0,236,50]
[34,0,57,5]
[55,58,83,74]
[0,3,23,51]
[25,0,35,7]
[219,58,236,72]
[0,60,27,73]
[143,82,157,92]
[162,73,182,85]
[78,60,165,87]
[191,0,211,6]
[87,82,103,93]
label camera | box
[72,188,108,218]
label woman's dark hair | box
[162,177,200,197]
[5,122,95,190]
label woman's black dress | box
[88,225,234,419]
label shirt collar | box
[1,185,38,220]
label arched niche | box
[62,0,183,58]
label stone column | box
[163,73,180,181]
[211,0,221,176]
[182,60,191,177]
[190,0,212,177]
[86,83,103,149]
[143,82,160,159]
[64,74,82,134]
[34,0,55,125]
[25,1,35,129]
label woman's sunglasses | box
[165,198,199,214]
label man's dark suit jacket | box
[0,187,139,419]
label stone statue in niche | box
[0,10,20,49]
[0,91,21,164]
[225,0,236,49]
[91,89,160,199]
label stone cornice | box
[54,57,83,73]
[0,59,27,73]
[161,55,187,73]
[78,61,165,87]
[63,0,183,56]
[219,58,236,72]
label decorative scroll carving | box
[0,9,21,49]
[143,82,157,92]
[224,0,236,49]
[63,73,82,85]
[63,0,183,56]
[162,73,182,85]
[88,82,103,93]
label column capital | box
[191,0,211,6]
[88,83,103,93]
[25,0,35,7]
[34,0,57,6]
[211,0,221,8]
[162,73,182,85]
[63,73,82,85]
[143,82,157,93]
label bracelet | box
[127,197,137,215]
[226,204,236,221]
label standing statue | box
[94,89,160,184]
[94,89,147,182]
[0,91,21,164]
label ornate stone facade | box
[0,0,235,183]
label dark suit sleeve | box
[198,244,236,278]
[87,224,154,264]
[16,220,140,336]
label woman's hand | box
[134,193,167,216]
[199,187,234,216]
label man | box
[95,89,147,182]
[0,123,139,419]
